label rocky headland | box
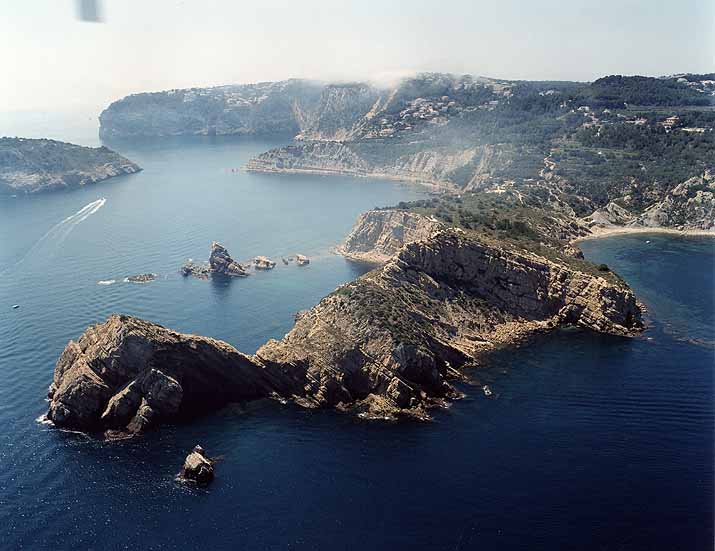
[0,137,141,195]
[336,209,444,264]
[47,220,642,435]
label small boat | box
[482,385,493,397]
[645,240,651,244]
[12,304,19,309]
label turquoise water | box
[0,131,712,550]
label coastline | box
[243,165,457,194]
[573,225,715,243]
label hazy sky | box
[1,0,713,114]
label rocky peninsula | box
[47,218,642,435]
[0,137,141,195]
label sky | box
[1,0,713,115]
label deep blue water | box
[0,132,713,550]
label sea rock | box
[295,254,310,266]
[210,242,249,277]
[181,243,249,279]
[336,209,444,264]
[254,256,276,270]
[180,260,211,279]
[47,230,643,433]
[181,445,214,485]
[126,273,157,283]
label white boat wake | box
[0,198,107,276]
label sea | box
[0,114,712,550]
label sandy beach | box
[573,225,715,244]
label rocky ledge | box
[47,228,642,434]
[181,241,249,278]
[0,138,141,195]
[336,209,444,264]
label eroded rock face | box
[47,230,642,433]
[336,209,444,264]
[46,315,295,434]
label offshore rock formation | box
[181,242,249,279]
[254,256,276,270]
[180,445,215,485]
[126,273,157,283]
[47,229,642,434]
[0,138,141,195]
[209,242,249,276]
[336,209,444,264]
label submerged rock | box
[253,256,276,270]
[181,445,214,485]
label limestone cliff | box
[0,138,141,195]
[47,229,642,434]
[336,209,444,264]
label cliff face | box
[336,209,444,264]
[0,138,141,195]
[48,229,642,433]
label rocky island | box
[0,137,141,195]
